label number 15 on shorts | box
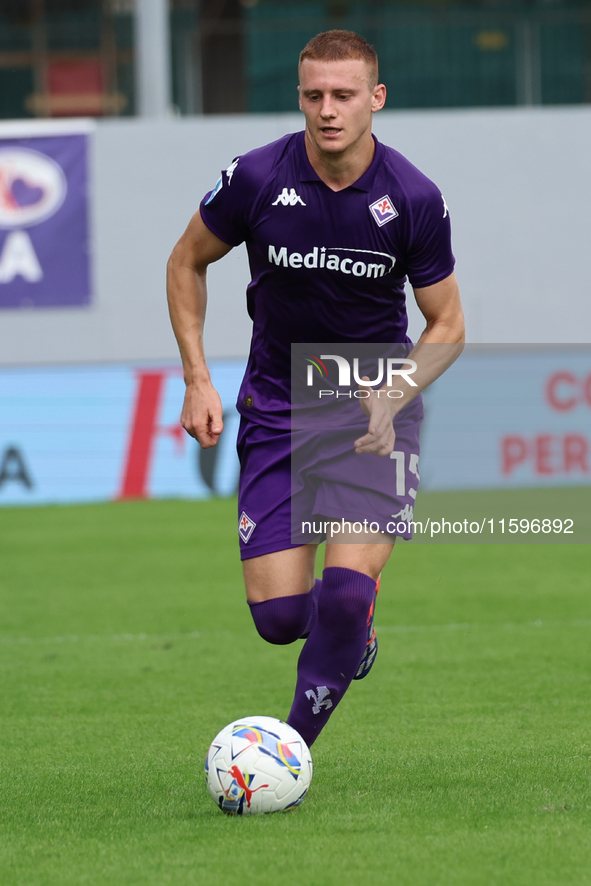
[390,451,420,500]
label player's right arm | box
[167,210,233,448]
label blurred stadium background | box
[1,0,590,506]
[2,0,591,117]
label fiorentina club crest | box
[369,195,399,227]
[238,511,256,543]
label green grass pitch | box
[1,497,590,886]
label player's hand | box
[180,382,224,448]
[354,376,396,456]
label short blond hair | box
[299,30,379,89]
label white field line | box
[1,619,591,648]
[376,619,591,633]
[0,630,201,646]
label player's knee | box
[250,612,301,645]
[248,594,311,645]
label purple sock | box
[300,578,322,639]
[286,567,376,747]
[248,591,313,645]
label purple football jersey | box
[200,131,454,429]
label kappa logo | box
[226,158,239,184]
[369,194,399,227]
[391,504,414,522]
[305,686,333,715]
[272,187,306,207]
[238,511,256,543]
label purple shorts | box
[236,408,423,561]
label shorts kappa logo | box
[391,504,414,522]
[369,195,399,227]
[238,511,256,543]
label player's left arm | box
[413,270,465,345]
[354,271,465,455]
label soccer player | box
[167,30,464,748]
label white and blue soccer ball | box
[205,715,313,815]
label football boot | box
[353,574,380,680]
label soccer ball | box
[204,715,313,815]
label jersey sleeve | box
[405,184,455,289]
[199,155,257,247]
